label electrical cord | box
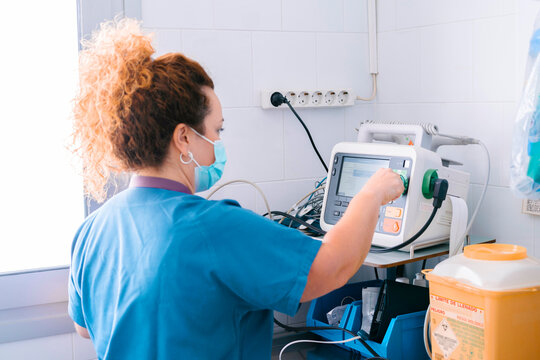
[448,140,490,256]
[370,178,448,253]
[356,74,378,101]
[269,211,326,236]
[206,179,274,220]
[279,336,364,360]
[273,318,381,358]
[270,92,328,173]
[369,207,439,253]
[279,185,326,225]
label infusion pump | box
[320,142,470,251]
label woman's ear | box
[172,123,190,154]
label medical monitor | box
[323,152,411,237]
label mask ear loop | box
[180,152,194,165]
[180,151,201,167]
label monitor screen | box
[337,157,390,197]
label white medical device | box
[320,124,470,251]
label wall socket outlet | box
[261,89,355,109]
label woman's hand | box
[360,168,404,206]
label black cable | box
[270,92,328,173]
[269,211,327,236]
[370,178,448,254]
[422,258,427,270]
[284,101,328,173]
[370,207,438,253]
[273,317,381,358]
[374,268,379,280]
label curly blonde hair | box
[72,18,213,202]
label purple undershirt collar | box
[129,175,192,194]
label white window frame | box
[0,0,140,344]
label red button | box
[383,218,402,233]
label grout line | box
[281,109,286,181]
[249,31,255,107]
[71,332,75,360]
[371,101,517,105]
[280,0,284,31]
[469,183,509,189]
[386,13,516,32]
[145,26,368,34]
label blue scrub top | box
[68,181,321,359]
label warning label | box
[430,294,485,360]
[433,318,458,358]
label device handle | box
[357,123,432,148]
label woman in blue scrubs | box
[68,18,404,359]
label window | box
[0,0,82,274]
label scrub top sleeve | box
[68,269,86,328]
[202,200,322,316]
[67,219,92,329]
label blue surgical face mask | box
[179,127,227,192]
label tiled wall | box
[145,0,540,255]
[0,332,97,360]
[148,1,379,217]
[373,0,540,260]
[3,0,540,358]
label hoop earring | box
[180,152,194,165]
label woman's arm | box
[74,322,90,339]
[300,168,403,302]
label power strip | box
[261,89,355,109]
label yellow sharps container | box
[424,244,540,360]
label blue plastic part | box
[306,281,429,360]
[529,29,540,57]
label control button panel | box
[323,152,411,237]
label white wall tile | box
[141,0,213,29]
[145,29,182,57]
[374,103,442,124]
[502,0,518,14]
[377,29,421,103]
[376,0,396,33]
[255,179,322,214]
[344,0,368,33]
[517,1,540,94]
[183,30,253,108]
[395,0,444,30]
[468,184,534,250]
[534,216,540,258]
[218,108,284,183]
[501,102,518,187]
[214,0,281,30]
[282,0,344,32]
[442,0,503,24]
[438,103,506,186]
[316,33,371,99]
[0,334,72,360]
[472,16,517,102]
[199,183,258,213]
[72,332,97,360]
[252,32,318,105]
[344,104,376,142]
[283,108,345,179]
[396,0,503,30]
[420,22,473,102]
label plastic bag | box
[512,13,540,199]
